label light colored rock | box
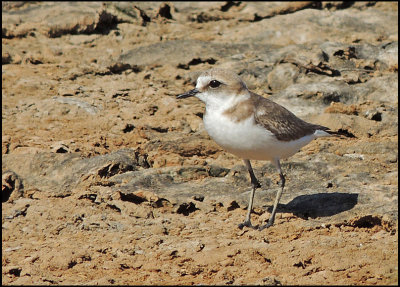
[1,2,397,286]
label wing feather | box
[250,92,330,141]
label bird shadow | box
[267,192,359,219]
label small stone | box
[208,165,230,177]
[2,52,12,64]
[343,153,364,160]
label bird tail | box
[315,125,355,138]
[327,129,355,138]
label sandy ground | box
[2,2,398,285]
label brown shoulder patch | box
[222,98,254,123]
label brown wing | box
[250,92,330,141]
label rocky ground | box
[2,1,398,285]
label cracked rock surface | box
[2,2,398,285]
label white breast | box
[203,108,319,162]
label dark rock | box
[176,202,199,216]
[208,165,230,177]
[2,171,23,202]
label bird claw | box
[238,219,275,231]
[258,220,274,231]
[238,220,255,230]
[238,220,260,230]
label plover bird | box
[177,68,335,230]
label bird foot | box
[258,219,274,231]
[238,220,256,230]
[238,220,275,231]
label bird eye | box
[209,80,221,88]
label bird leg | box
[258,159,285,231]
[238,159,261,230]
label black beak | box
[176,88,199,99]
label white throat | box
[200,92,250,113]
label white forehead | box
[196,75,212,89]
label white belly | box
[203,110,316,161]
